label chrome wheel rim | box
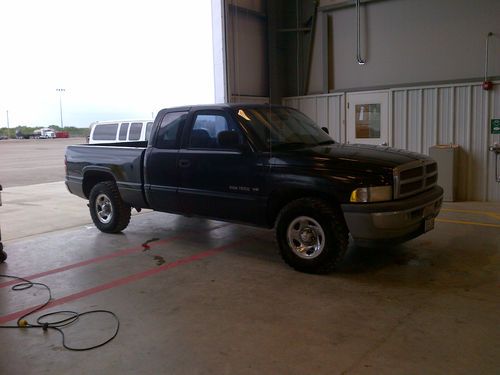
[95,193,113,224]
[287,216,325,259]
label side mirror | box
[321,127,329,134]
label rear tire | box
[275,198,348,274]
[89,181,131,233]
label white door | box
[347,91,389,145]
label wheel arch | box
[267,188,344,228]
[83,169,117,199]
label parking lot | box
[0,138,90,241]
[0,139,499,374]
[0,138,85,188]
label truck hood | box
[270,143,433,170]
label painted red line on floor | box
[0,239,241,324]
[0,237,180,289]
[0,223,232,290]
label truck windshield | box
[236,107,333,150]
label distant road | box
[0,138,86,187]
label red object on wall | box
[55,131,69,138]
[482,81,493,91]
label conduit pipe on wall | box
[356,0,366,65]
[483,32,494,90]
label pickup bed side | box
[65,142,148,208]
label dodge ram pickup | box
[65,104,443,273]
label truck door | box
[144,111,188,213]
[177,110,267,224]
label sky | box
[0,0,215,128]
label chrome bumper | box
[341,186,443,245]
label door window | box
[347,91,389,145]
[189,114,241,149]
[355,104,380,138]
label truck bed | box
[65,142,148,208]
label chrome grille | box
[393,160,438,199]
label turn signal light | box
[350,186,393,203]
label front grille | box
[394,160,438,199]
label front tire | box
[89,181,131,233]
[275,198,348,274]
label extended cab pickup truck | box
[65,104,443,273]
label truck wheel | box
[89,181,131,233]
[275,198,348,274]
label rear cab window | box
[145,122,153,141]
[155,112,189,149]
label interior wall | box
[309,0,500,93]
[225,0,319,103]
[226,0,269,100]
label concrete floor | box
[0,187,499,374]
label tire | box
[275,198,348,274]
[89,181,131,233]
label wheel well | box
[83,171,116,198]
[267,189,342,227]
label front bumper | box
[341,186,443,245]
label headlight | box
[350,186,393,203]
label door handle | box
[178,159,191,168]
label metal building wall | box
[225,0,269,102]
[284,93,344,143]
[284,82,500,202]
[311,0,500,94]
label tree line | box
[0,125,89,138]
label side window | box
[93,124,118,140]
[189,114,241,149]
[119,123,129,141]
[155,111,188,149]
[145,122,153,141]
[129,123,143,141]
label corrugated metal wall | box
[284,93,345,143]
[284,82,500,202]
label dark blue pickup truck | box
[65,104,443,273]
